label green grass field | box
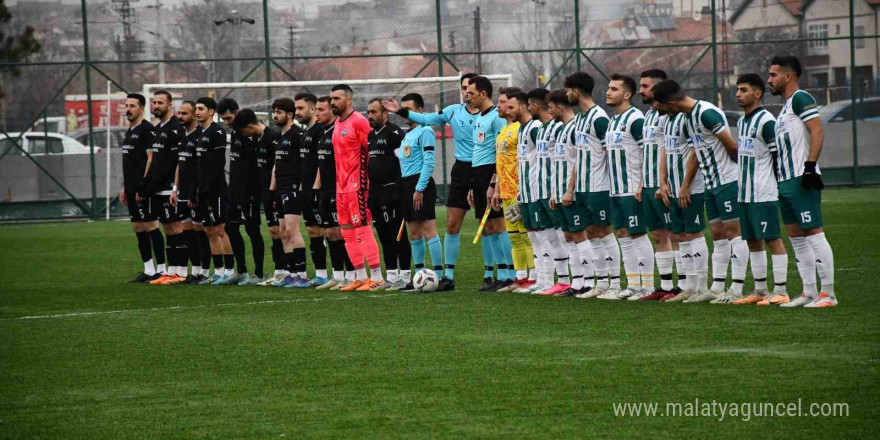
[1,188,879,439]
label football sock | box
[710,238,729,292]
[790,236,818,297]
[271,239,284,273]
[444,233,460,279]
[144,259,156,276]
[377,221,398,272]
[487,233,509,281]
[186,230,200,269]
[427,236,443,272]
[164,233,178,276]
[567,241,584,290]
[282,251,294,274]
[225,224,247,274]
[341,228,365,271]
[328,239,346,275]
[524,232,535,270]
[293,247,307,278]
[771,253,789,294]
[750,251,768,293]
[656,250,674,291]
[539,228,569,284]
[244,222,264,278]
[135,231,152,264]
[499,230,516,280]
[729,236,749,295]
[481,235,495,279]
[223,254,234,273]
[212,254,223,275]
[411,237,426,269]
[591,238,608,290]
[691,236,710,292]
[673,250,683,287]
[678,240,694,292]
[619,237,639,291]
[149,228,166,266]
[199,231,211,273]
[400,269,412,282]
[577,240,595,288]
[527,231,541,281]
[387,269,399,283]
[397,230,412,275]
[309,236,327,272]
[806,232,835,297]
[601,233,621,290]
[355,226,382,273]
[634,234,654,292]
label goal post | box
[142,74,513,201]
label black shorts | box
[446,160,473,211]
[400,175,436,222]
[189,206,201,224]
[126,193,156,222]
[226,197,261,225]
[280,189,302,216]
[196,192,227,227]
[263,191,279,227]
[149,194,182,224]
[318,191,339,228]
[301,190,322,227]
[369,183,402,226]
[472,163,503,220]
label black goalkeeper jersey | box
[299,122,323,191]
[316,122,336,194]
[368,121,405,186]
[274,125,303,191]
[177,125,202,201]
[121,119,155,194]
[142,116,186,195]
[228,128,259,204]
[256,127,279,191]
[195,122,228,195]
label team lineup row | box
[118,54,836,307]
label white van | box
[0,132,100,156]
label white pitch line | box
[0,293,408,322]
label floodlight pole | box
[435,0,448,189]
[574,0,581,71]
[81,0,98,220]
[711,0,719,107]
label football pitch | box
[1,188,878,439]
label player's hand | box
[658,183,671,207]
[187,200,195,208]
[135,192,143,202]
[486,185,495,203]
[504,202,522,223]
[562,190,574,207]
[170,190,178,208]
[801,161,825,190]
[467,190,474,208]
[549,198,557,210]
[119,190,126,203]
[413,190,423,212]
[491,192,501,211]
[634,184,642,202]
[381,98,400,113]
[679,184,692,209]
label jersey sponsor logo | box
[341,129,348,137]
[403,144,411,158]
[478,131,485,143]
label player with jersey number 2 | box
[330,84,385,291]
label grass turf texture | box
[1,188,878,439]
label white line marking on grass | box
[0,293,408,321]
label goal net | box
[143,75,513,194]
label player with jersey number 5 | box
[728,74,791,306]
[767,56,837,308]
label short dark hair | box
[564,72,595,95]
[736,73,766,95]
[499,87,522,98]
[272,97,295,113]
[610,73,637,96]
[650,80,684,105]
[294,93,317,106]
[196,97,217,110]
[547,89,571,107]
[527,88,550,107]
[509,91,530,106]
[469,75,493,98]
[232,108,259,131]
[460,72,478,85]
[180,100,196,109]
[640,69,668,80]
[330,84,353,94]
[317,96,331,105]
[368,97,383,106]
[152,89,173,103]
[770,55,802,77]
[127,93,146,107]
[400,92,425,109]
[217,98,239,115]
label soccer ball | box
[412,269,440,292]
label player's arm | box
[269,164,277,191]
[680,147,699,208]
[657,146,670,207]
[762,118,780,181]
[389,102,452,127]
[790,91,825,189]
[630,118,645,201]
[701,108,737,160]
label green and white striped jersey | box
[737,108,778,203]
[684,100,738,191]
[606,107,645,197]
[552,116,578,202]
[665,113,704,198]
[641,108,666,189]
[775,89,820,181]
[517,118,543,203]
[573,105,610,193]
[536,118,562,200]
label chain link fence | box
[0,0,876,221]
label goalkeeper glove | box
[801,161,825,191]
[505,202,522,223]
